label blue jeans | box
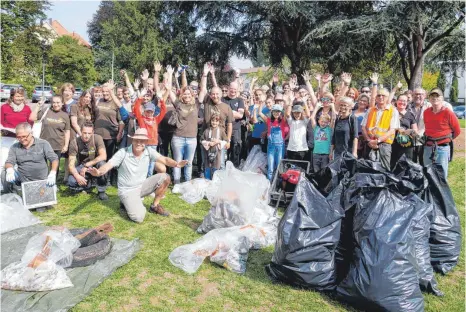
[204,167,216,180]
[424,145,450,179]
[171,136,197,183]
[267,143,284,180]
[147,145,158,177]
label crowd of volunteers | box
[0,62,460,222]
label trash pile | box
[170,161,278,274]
[1,193,41,234]
[266,153,460,311]
[239,145,267,174]
[1,223,114,291]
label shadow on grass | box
[59,188,121,216]
[173,216,202,231]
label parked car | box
[73,87,83,100]
[453,105,465,119]
[0,83,26,101]
[32,85,54,103]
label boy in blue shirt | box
[310,113,332,173]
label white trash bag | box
[172,178,212,204]
[0,193,41,234]
[241,145,267,174]
[1,227,81,291]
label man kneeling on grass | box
[88,128,188,223]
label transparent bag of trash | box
[21,227,81,268]
[169,223,277,274]
[1,260,73,291]
[241,145,267,174]
[172,178,212,204]
[0,193,41,234]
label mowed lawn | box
[32,158,465,312]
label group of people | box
[0,62,461,222]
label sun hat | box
[429,88,443,97]
[271,104,283,112]
[128,128,149,140]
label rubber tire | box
[69,228,113,268]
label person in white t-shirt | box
[285,101,310,160]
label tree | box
[1,1,51,91]
[451,74,458,103]
[437,68,447,91]
[47,36,97,89]
[311,1,465,89]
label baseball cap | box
[144,103,156,112]
[429,88,443,97]
[271,104,283,112]
[292,105,303,113]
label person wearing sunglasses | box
[313,92,336,125]
[2,122,58,195]
[361,88,400,169]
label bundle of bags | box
[266,154,461,311]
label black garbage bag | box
[336,190,425,312]
[392,155,428,195]
[265,175,344,291]
[424,164,461,274]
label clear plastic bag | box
[172,178,212,204]
[1,260,73,291]
[0,193,41,234]
[241,145,267,174]
[198,162,273,233]
[169,223,277,274]
[21,228,81,268]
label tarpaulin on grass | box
[1,224,140,312]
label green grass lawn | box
[459,118,465,128]
[32,159,465,312]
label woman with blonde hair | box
[60,83,76,114]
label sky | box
[46,0,253,69]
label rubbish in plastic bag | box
[0,193,41,234]
[69,226,114,268]
[424,164,461,275]
[240,145,267,174]
[265,175,344,291]
[336,190,425,312]
[197,162,273,233]
[169,222,277,274]
[1,227,81,291]
[172,178,212,204]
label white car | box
[0,83,25,101]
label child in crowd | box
[310,104,333,173]
[257,103,287,180]
[201,113,227,180]
[133,89,166,176]
[285,101,310,161]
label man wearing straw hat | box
[88,128,188,223]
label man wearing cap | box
[361,88,399,169]
[423,88,460,179]
[88,128,188,223]
[221,81,245,167]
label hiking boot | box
[98,192,108,201]
[149,204,170,217]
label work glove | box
[6,168,15,183]
[46,171,57,187]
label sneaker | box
[98,192,109,201]
[149,204,170,217]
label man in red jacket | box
[423,88,461,179]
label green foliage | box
[422,71,440,93]
[437,69,447,91]
[47,36,97,90]
[451,74,458,102]
[1,1,51,94]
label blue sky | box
[46,0,252,69]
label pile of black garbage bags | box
[266,153,461,312]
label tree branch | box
[408,32,415,71]
[423,16,464,54]
[395,38,410,84]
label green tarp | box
[1,224,140,312]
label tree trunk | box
[409,55,425,90]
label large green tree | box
[46,36,97,89]
[1,1,51,91]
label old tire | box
[69,228,113,268]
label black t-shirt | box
[222,96,244,131]
[68,134,105,165]
[332,114,357,156]
[399,110,416,130]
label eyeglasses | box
[361,89,370,93]
[320,97,331,102]
[16,133,31,140]
[376,94,387,97]
[222,89,228,92]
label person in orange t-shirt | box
[133,89,166,176]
